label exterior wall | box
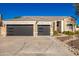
[3,21,36,24]
[34,22,37,37]
[61,20,64,32]
[50,21,53,36]
[54,21,57,31]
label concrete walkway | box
[0,36,74,56]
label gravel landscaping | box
[67,40,79,50]
[56,36,73,42]
[56,35,79,55]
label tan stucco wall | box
[3,21,36,24]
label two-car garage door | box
[7,25,50,36]
[7,25,33,36]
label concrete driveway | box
[0,36,74,56]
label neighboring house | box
[0,16,76,37]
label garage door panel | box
[38,25,50,35]
[7,25,33,36]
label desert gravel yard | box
[0,36,74,56]
[56,35,79,55]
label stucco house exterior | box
[0,16,76,37]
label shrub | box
[75,31,79,35]
[63,31,74,35]
[53,31,59,36]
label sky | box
[0,3,79,24]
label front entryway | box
[57,21,61,33]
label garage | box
[38,25,50,35]
[7,24,33,36]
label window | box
[67,24,73,29]
[67,24,73,26]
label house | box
[0,16,76,37]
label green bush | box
[53,31,59,36]
[75,31,79,35]
[63,31,74,35]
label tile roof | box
[4,16,70,21]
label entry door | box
[57,21,61,32]
[38,25,50,35]
[7,25,33,36]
